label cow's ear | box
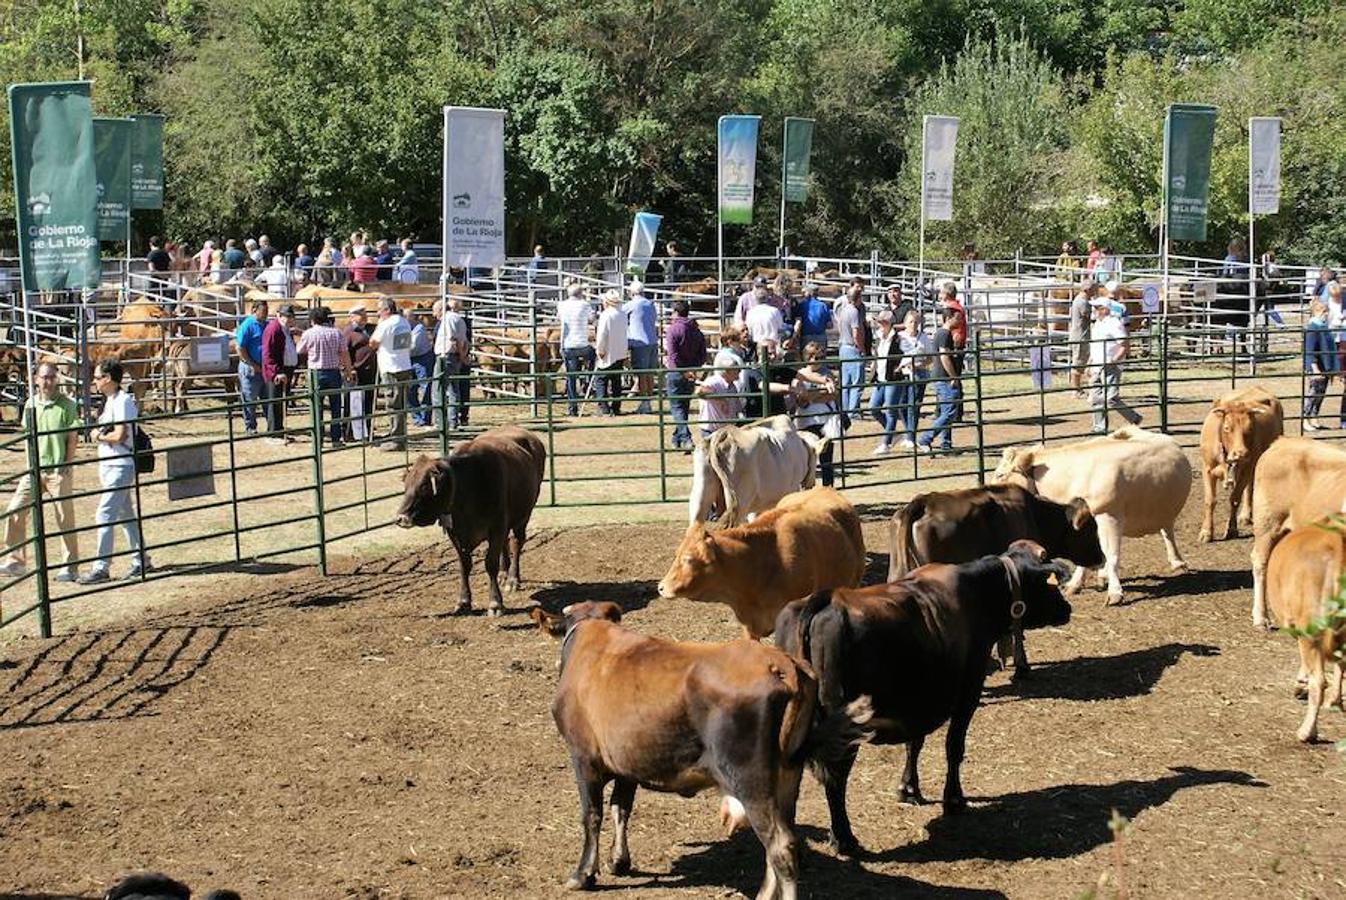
[597,602,623,623]
[1066,497,1093,529]
[1248,406,1267,416]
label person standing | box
[1055,241,1080,282]
[234,299,268,436]
[194,240,215,281]
[733,275,770,327]
[408,311,436,427]
[558,283,595,417]
[292,243,315,286]
[296,306,353,447]
[1069,283,1095,397]
[791,342,838,486]
[917,304,963,454]
[145,236,171,274]
[1087,288,1142,434]
[343,305,377,442]
[0,362,80,581]
[594,290,629,416]
[369,297,413,451]
[259,255,290,298]
[1303,299,1335,431]
[526,245,545,288]
[257,235,279,266]
[221,238,246,281]
[623,279,657,414]
[373,240,396,280]
[834,282,865,417]
[261,304,299,445]
[695,349,746,440]
[745,295,785,362]
[349,246,377,287]
[393,239,419,284]
[664,241,687,283]
[793,284,832,352]
[316,238,339,286]
[897,308,931,450]
[79,359,149,583]
[433,296,470,430]
[662,299,706,450]
[867,310,904,455]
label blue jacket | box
[1305,320,1337,375]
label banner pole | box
[1247,121,1257,376]
[918,116,927,303]
[778,119,787,262]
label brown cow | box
[474,325,560,398]
[1251,437,1346,627]
[533,599,870,899]
[657,487,865,638]
[1198,386,1283,543]
[394,426,546,615]
[1265,521,1346,742]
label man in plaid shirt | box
[297,305,354,447]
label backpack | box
[133,424,155,474]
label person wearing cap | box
[369,296,414,449]
[594,290,629,416]
[234,298,269,435]
[745,293,785,361]
[733,275,771,327]
[557,282,596,417]
[792,283,832,352]
[695,348,746,438]
[343,304,377,441]
[1087,286,1142,434]
[261,303,300,444]
[1069,282,1096,396]
[663,299,706,450]
[259,253,291,298]
[623,279,657,414]
[297,305,354,446]
[407,309,437,427]
[433,295,470,430]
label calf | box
[689,415,823,526]
[889,483,1102,675]
[659,487,865,638]
[1265,521,1346,742]
[395,425,546,615]
[775,541,1071,856]
[1198,386,1283,543]
[535,601,868,899]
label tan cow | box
[1198,386,1283,543]
[657,487,866,638]
[689,415,824,526]
[474,325,560,398]
[292,285,412,315]
[994,426,1191,605]
[1265,521,1346,742]
[1250,437,1346,627]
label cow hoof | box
[1197,529,1211,543]
[941,796,968,815]
[564,873,596,891]
[1296,727,1318,744]
[487,605,505,618]
[608,856,631,876]
[1293,681,1308,700]
[505,577,521,592]
[1009,665,1033,683]
[898,786,924,806]
[828,833,862,858]
[1170,562,1190,574]
[452,601,473,616]
[1105,593,1124,607]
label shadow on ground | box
[984,642,1221,703]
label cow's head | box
[396,454,453,528]
[1058,497,1106,568]
[530,600,623,637]
[657,523,719,601]
[1211,401,1269,490]
[1002,539,1072,630]
[993,446,1038,491]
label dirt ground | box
[3,463,1346,900]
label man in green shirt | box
[0,361,80,581]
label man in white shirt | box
[259,255,290,298]
[1088,290,1142,433]
[368,297,413,450]
[733,275,770,327]
[745,300,785,360]
[79,359,150,583]
[558,283,596,416]
[433,295,470,430]
[594,290,629,416]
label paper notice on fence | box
[1249,117,1281,215]
[921,115,959,222]
[442,107,506,269]
[626,211,662,276]
[718,115,760,225]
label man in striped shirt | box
[297,306,354,446]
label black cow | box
[396,425,546,615]
[104,872,240,900]
[889,483,1102,676]
[775,541,1071,856]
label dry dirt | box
[2,471,1346,900]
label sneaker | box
[870,442,891,457]
[122,565,151,581]
[53,570,77,583]
[897,438,915,450]
[77,569,110,585]
[635,404,653,415]
[378,441,405,452]
[1305,421,1320,432]
[264,436,287,447]
[0,560,25,577]
[916,442,931,454]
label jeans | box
[905,378,926,435]
[237,361,264,433]
[595,362,623,415]
[919,379,961,449]
[1305,375,1327,419]
[409,352,436,425]
[264,371,291,435]
[868,381,903,445]
[803,423,835,486]
[434,356,468,430]
[628,343,658,412]
[838,345,863,416]
[563,346,595,415]
[313,368,343,444]
[666,371,694,447]
[92,464,144,574]
[1090,364,1141,432]
[380,369,413,443]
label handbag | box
[822,403,849,441]
[132,424,155,474]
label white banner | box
[921,115,959,222]
[442,107,506,269]
[717,115,760,225]
[1249,116,1281,216]
[625,211,662,275]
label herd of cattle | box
[389,385,1339,899]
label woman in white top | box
[867,310,904,455]
[791,341,838,486]
[79,359,150,583]
[594,291,629,416]
[897,309,932,449]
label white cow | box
[993,426,1192,604]
[688,415,825,527]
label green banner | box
[7,81,100,292]
[130,113,164,209]
[1163,103,1218,242]
[782,117,814,204]
[93,117,133,242]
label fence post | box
[972,332,986,486]
[309,375,328,576]
[1159,319,1170,434]
[225,403,243,563]
[438,360,450,457]
[24,406,52,638]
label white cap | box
[713,349,744,370]
[627,278,644,293]
[1104,279,1119,295]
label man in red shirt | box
[349,247,377,286]
[261,304,299,444]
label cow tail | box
[776,661,816,761]
[784,592,872,771]
[890,497,924,581]
[708,430,740,526]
